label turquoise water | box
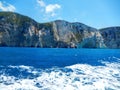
[0,48,120,90]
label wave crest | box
[0,57,120,90]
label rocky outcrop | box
[100,27,120,48]
[0,12,120,48]
[0,12,39,47]
[52,20,105,48]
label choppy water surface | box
[0,48,120,90]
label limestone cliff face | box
[52,20,105,48]
[0,12,40,47]
[100,27,120,48]
[0,12,120,48]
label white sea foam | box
[0,58,120,90]
[8,65,39,75]
[9,65,32,70]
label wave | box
[0,57,120,90]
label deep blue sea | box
[0,48,120,90]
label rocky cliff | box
[100,27,120,48]
[0,12,120,48]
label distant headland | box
[0,12,120,48]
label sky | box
[0,0,120,28]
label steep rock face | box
[100,27,120,48]
[0,12,120,48]
[52,20,105,48]
[0,12,40,47]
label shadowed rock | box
[0,12,120,48]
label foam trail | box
[0,57,120,90]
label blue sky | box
[0,0,120,28]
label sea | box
[0,47,120,90]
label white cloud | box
[0,1,16,12]
[37,0,61,17]
[45,4,61,13]
[37,0,46,7]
